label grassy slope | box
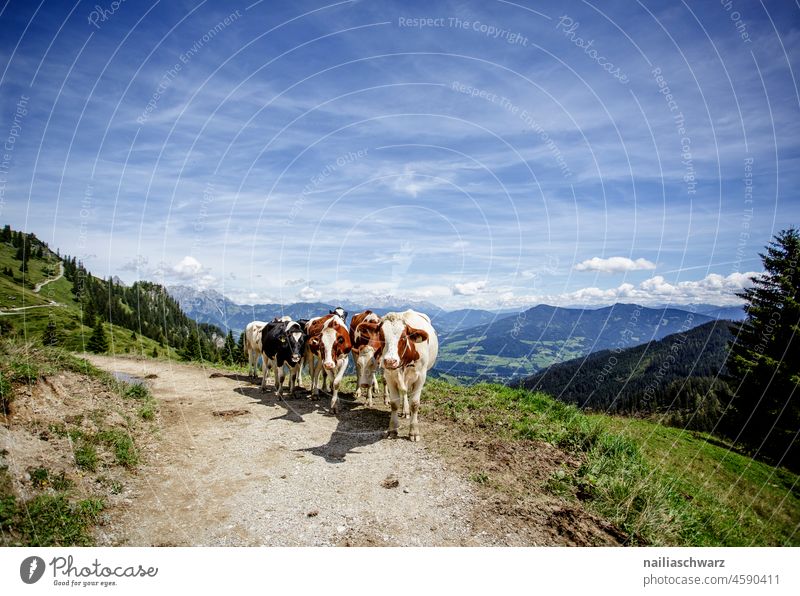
[421,378,799,546]
[599,416,799,546]
[1,242,180,360]
[1,340,159,546]
[0,245,57,308]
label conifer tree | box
[726,227,800,468]
[87,317,109,353]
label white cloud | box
[491,272,760,309]
[452,280,488,296]
[574,256,657,273]
[172,256,204,278]
[297,286,322,301]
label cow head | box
[352,320,385,387]
[380,315,428,370]
[280,321,307,364]
[329,307,348,323]
[317,315,351,370]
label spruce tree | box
[223,330,237,364]
[87,317,109,353]
[727,227,800,468]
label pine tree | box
[1,225,10,243]
[87,317,109,353]
[223,330,237,364]
[181,330,202,361]
[151,346,158,359]
[726,227,800,469]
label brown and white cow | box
[305,314,352,413]
[380,310,438,442]
[244,320,267,379]
[349,310,386,407]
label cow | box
[244,321,267,379]
[379,310,438,442]
[349,310,386,407]
[329,307,348,323]
[260,319,307,396]
[305,313,352,413]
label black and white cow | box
[260,319,307,396]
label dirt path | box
[84,355,503,547]
[33,261,64,293]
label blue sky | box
[0,0,798,309]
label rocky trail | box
[82,356,622,547]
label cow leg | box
[296,358,304,389]
[386,380,401,438]
[408,388,422,442]
[273,361,283,397]
[289,363,300,395]
[260,356,270,392]
[310,357,320,396]
[401,392,410,418]
[354,358,363,400]
[366,371,379,408]
[330,361,347,414]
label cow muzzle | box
[323,361,336,370]
[383,358,399,370]
[291,355,301,363]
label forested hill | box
[0,224,231,362]
[515,320,735,430]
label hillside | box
[436,303,715,383]
[517,320,734,430]
[0,227,226,363]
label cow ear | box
[405,325,428,343]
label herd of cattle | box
[243,308,439,442]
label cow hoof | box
[409,433,420,442]
[387,430,398,439]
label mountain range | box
[167,285,505,337]
[167,286,744,383]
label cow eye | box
[337,336,343,343]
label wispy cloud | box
[574,256,657,273]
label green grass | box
[421,378,800,546]
[96,429,138,468]
[597,416,800,546]
[5,493,103,546]
[74,442,98,471]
